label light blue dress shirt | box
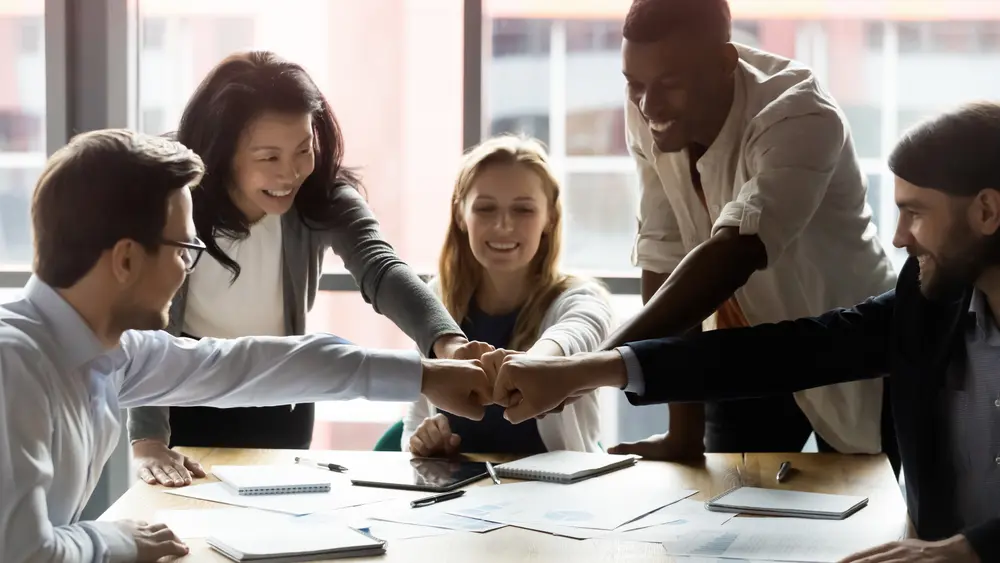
[0,276,422,563]
[617,346,646,395]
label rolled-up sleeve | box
[626,102,686,274]
[712,110,846,267]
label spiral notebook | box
[212,465,333,496]
[494,451,639,483]
[705,486,869,520]
[207,524,385,562]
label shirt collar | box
[24,275,110,372]
[967,289,1000,346]
[697,62,748,170]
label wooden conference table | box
[100,448,910,562]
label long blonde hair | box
[439,135,574,350]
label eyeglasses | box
[160,237,207,273]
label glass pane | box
[136,1,464,275]
[0,9,46,269]
[895,21,1000,137]
[562,172,638,274]
[487,19,551,145]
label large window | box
[0,11,45,269]
[483,4,1000,272]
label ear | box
[109,239,147,286]
[721,43,739,75]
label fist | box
[492,352,625,424]
[420,358,493,420]
[409,413,461,457]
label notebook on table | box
[705,486,869,520]
[207,525,385,562]
[494,451,639,484]
[212,465,333,496]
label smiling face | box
[622,35,735,153]
[110,187,196,332]
[458,163,551,276]
[893,176,1000,298]
[230,111,316,222]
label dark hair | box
[177,50,361,279]
[31,129,205,288]
[889,102,1000,198]
[623,0,732,44]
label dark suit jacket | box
[625,257,999,562]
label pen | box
[485,461,501,485]
[410,489,466,508]
[295,456,348,473]
[776,460,792,483]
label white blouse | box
[183,214,286,338]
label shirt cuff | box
[365,349,424,402]
[615,346,645,396]
[81,520,137,563]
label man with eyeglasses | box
[0,129,494,563]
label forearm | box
[2,520,135,563]
[371,266,465,357]
[126,406,170,444]
[602,230,764,349]
[118,332,424,409]
[526,339,566,357]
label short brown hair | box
[32,129,205,288]
[623,0,732,44]
[889,102,1000,198]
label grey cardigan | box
[127,187,464,443]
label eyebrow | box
[249,134,314,152]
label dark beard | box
[918,223,1000,300]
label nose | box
[891,222,911,249]
[496,211,514,232]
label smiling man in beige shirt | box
[601,0,898,463]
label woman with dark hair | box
[127,51,489,487]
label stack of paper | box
[207,523,385,562]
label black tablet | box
[350,457,489,492]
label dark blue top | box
[442,303,548,454]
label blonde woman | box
[403,135,614,456]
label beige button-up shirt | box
[628,44,897,453]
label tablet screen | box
[350,457,489,492]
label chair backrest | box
[373,419,404,452]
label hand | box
[839,535,979,563]
[115,520,188,562]
[492,351,626,424]
[420,358,493,420]
[133,439,206,487]
[409,414,461,457]
[607,431,705,460]
[433,335,494,360]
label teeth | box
[265,189,292,197]
[487,242,518,250]
[649,121,673,132]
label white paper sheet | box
[152,507,294,539]
[368,499,506,533]
[614,499,732,533]
[164,482,403,515]
[298,510,455,542]
[660,518,892,563]
[469,481,696,531]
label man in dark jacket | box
[488,102,1000,562]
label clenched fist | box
[492,351,627,424]
[420,358,493,420]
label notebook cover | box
[212,465,333,496]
